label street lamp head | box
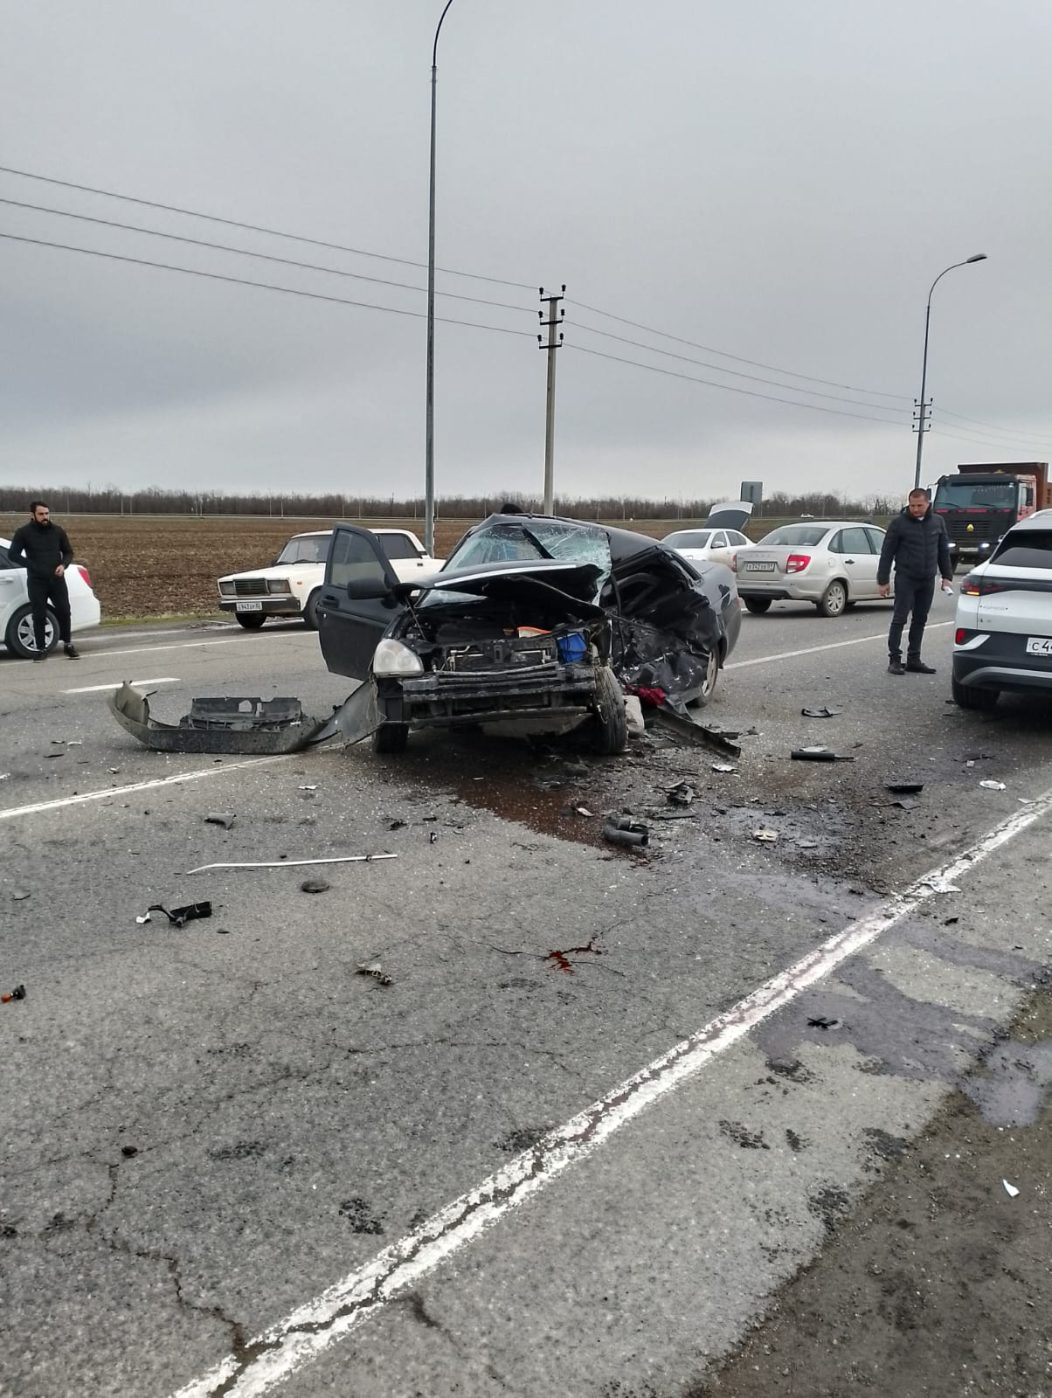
[966,253,988,263]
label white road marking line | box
[82,638,243,659]
[63,677,180,695]
[727,619,953,670]
[169,784,1052,1398]
[0,756,287,822]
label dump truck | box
[931,462,1049,567]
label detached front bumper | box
[378,661,600,729]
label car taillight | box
[961,575,1004,596]
[786,553,811,574]
[955,628,968,644]
[75,564,92,588]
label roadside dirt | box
[693,984,1052,1398]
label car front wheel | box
[952,676,999,711]
[235,613,267,630]
[6,603,58,659]
[817,580,848,618]
[591,666,628,754]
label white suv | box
[217,528,443,629]
[952,509,1052,710]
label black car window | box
[827,531,845,554]
[991,532,1052,569]
[377,534,420,562]
[864,527,885,554]
[0,545,11,569]
[327,529,387,588]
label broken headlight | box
[372,639,425,677]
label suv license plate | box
[236,601,263,612]
[1025,636,1052,656]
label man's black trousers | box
[888,574,935,662]
[27,573,72,650]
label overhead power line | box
[572,317,903,413]
[0,195,535,316]
[0,230,535,338]
[0,162,535,291]
[930,424,1052,453]
[567,296,910,403]
[564,342,906,426]
[935,406,1052,450]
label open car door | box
[704,500,754,532]
[317,525,406,680]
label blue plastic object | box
[557,630,588,663]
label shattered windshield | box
[445,519,612,574]
[276,534,331,565]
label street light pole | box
[913,253,987,492]
[424,0,456,559]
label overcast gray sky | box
[2,0,1051,504]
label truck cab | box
[932,462,1048,568]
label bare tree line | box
[0,484,897,521]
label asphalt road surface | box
[3,596,1050,1398]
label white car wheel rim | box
[18,613,55,652]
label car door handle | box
[845,558,855,565]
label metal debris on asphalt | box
[602,815,649,848]
[147,901,213,927]
[886,781,925,794]
[801,706,843,718]
[751,828,779,843]
[791,747,853,762]
[205,812,237,829]
[356,960,393,987]
[11,890,30,901]
[980,780,1007,791]
[1002,1179,1020,1198]
[1,984,26,1004]
[711,762,738,774]
[890,798,919,810]
[573,806,595,817]
[807,1015,840,1030]
[666,780,695,806]
[299,878,330,894]
[184,854,398,873]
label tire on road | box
[5,603,58,659]
[687,647,720,709]
[235,613,267,630]
[591,666,629,754]
[817,579,848,618]
[744,597,772,615]
[302,589,322,631]
[373,721,409,754]
[952,676,999,711]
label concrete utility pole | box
[538,285,565,515]
[913,254,987,491]
[424,0,456,559]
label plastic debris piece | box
[574,806,595,817]
[602,815,649,848]
[623,694,645,737]
[791,746,854,762]
[801,706,843,718]
[1,984,26,1004]
[666,780,695,806]
[886,781,924,794]
[711,762,738,774]
[890,798,918,810]
[428,831,438,844]
[388,819,407,830]
[752,828,779,844]
[11,890,30,901]
[205,812,237,829]
[185,854,398,873]
[135,912,152,925]
[147,901,213,927]
[917,878,961,895]
[807,1015,840,1030]
[299,784,318,791]
[121,1146,139,1158]
[980,780,1007,791]
[1002,1179,1019,1198]
[299,878,330,894]
[356,960,393,987]
[944,916,960,925]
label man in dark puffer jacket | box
[877,488,953,675]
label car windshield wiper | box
[518,526,554,560]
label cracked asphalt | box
[2,597,1050,1398]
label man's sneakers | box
[906,658,936,674]
[64,643,80,660]
[888,657,905,676]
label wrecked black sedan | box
[316,514,740,754]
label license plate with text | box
[744,562,775,572]
[236,601,264,612]
[1025,636,1052,656]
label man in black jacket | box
[8,501,80,660]
[877,488,953,676]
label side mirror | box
[346,578,394,601]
